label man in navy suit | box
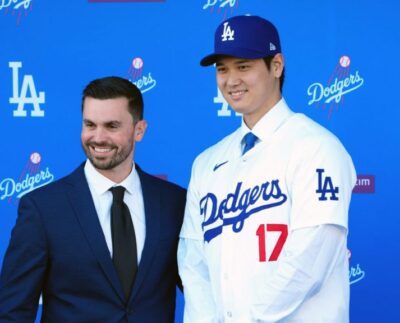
[0,76,186,322]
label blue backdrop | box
[1,1,399,322]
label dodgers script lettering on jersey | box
[200,179,287,242]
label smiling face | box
[81,96,146,182]
[216,55,284,128]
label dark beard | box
[82,142,132,171]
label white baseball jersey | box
[178,99,356,322]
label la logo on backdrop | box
[0,152,54,205]
[214,87,241,117]
[8,61,46,117]
[0,0,34,25]
[307,55,364,119]
[127,57,157,94]
[203,0,240,117]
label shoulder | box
[284,114,356,180]
[286,113,349,154]
[20,164,85,202]
[289,113,337,139]
[136,166,186,197]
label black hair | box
[263,56,285,92]
[82,76,144,122]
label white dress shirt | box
[84,160,146,263]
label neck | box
[244,95,282,129]
[96,162,134,184]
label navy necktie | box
[242,132,258,155]
[110,186,137,300]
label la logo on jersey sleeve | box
[315,169,339,201]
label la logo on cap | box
[221,22,235,41]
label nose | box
[226,70,241,87]
[91,127,108,144]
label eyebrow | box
[216,59,251,66]
[82,119,121,126]
[234,59,251,64]
[105,121,121,126]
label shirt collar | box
[240,98,293,142]
[84,160,139,196]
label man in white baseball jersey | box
[178,15,356,323]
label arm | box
[177,159,218,323]
[252,134,356,321]
[0,195,48,322]
[251,224,347,322]
[175,188,187,294]
[178,237,218,323]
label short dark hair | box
[82,76,144,122]
[263,56,285,93]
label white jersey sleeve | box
[179,154,207,240]
[286,122,356,230]
[178,155,219,322]
[251,224,349,322]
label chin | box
[230,105,247,115]
[91,160,113,170]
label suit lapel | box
[129,167,161,302]
[64,164,125,302]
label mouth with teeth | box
[228,89,247,100]
[88,144,116,158]
[93,146,113,153]
[82,139,133,171]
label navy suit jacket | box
[0,163,186,323]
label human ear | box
[134,120,147,142]
[272,54,285,78]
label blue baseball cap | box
[200,15,281,66]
